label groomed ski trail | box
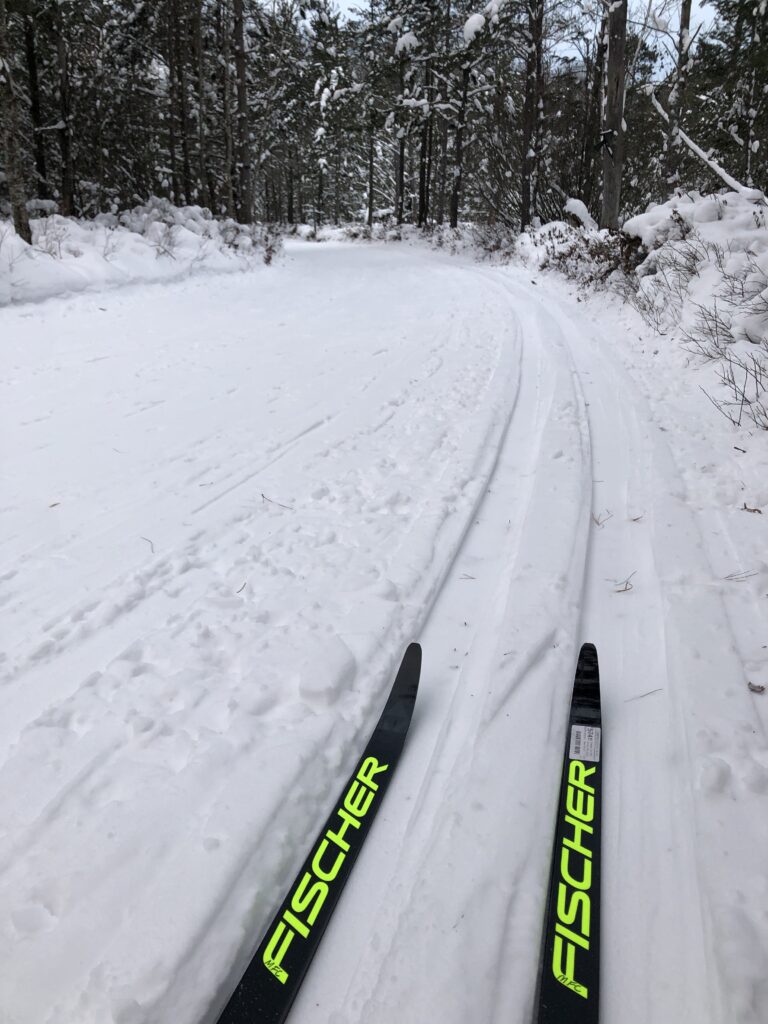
[1,244,766,1024]
[266,261,768,1024]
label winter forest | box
[0,0,765,241]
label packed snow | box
[1,237,767,1024]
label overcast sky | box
[334,0,716,36]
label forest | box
[0,0,766,243]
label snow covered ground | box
[1,239,767,1024]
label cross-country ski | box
[214,643,421,1024]
[534,643,602,1024]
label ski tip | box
[574,643,600,711]
[404,641,422,665]
[376,644,421,736]
[577,643,599,676]
[396,642,422,685]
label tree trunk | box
[436,121,448,225]
[367,119,375,227]
[167,7,180,201]
[193,0,215,207]
[417,61,432,227]
[220,0,235,217]
[315,165,323,229]
[520,0,543,229]
[396,136,405,225]
[449,63,470,229]
[24,13,48,199]
[334,147,341,223]
[425,113,433,225]
[56,9,75,215]
[0,0,31,242]
[581,15,607,211]
[418,120,429,227]
[233,0,252,222]
[436,0,451,225]
[287,151,295,224]
[666,0,692,185]
[395,56,406,225]
[600,0,627,230]
[173,0,193,202]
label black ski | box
[534,643,602,1024]
[215,642,422,1024]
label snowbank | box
[515,190,768,430]
[624,191,768,428]
[0,198,278,306]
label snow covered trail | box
[1,242,767,1024]
[263,260,768,1024]
[1,242,521,1024]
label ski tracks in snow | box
[289,262,768,1024]
[1,245,767,1024]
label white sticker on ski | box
[569,724,601,763]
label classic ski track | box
[184,293,529,1024]
[289,269,594,1024]
[0,250,534,1024]
[502,279,717,1024]
[499,274,767,1024]
[4,248,767,1024]
[287,265,768,1024]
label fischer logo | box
[262,756,389,984]
[552,759,596,999]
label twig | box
[609,571,637,593]
[261,492,295,511]
[747,682,765,694]
[741,502,763,514]
[591,510,614,528]
[624,687,663,702]
[236,581,247,594]
[723,568,758,581]
[140,535,155,553]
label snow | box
[1,239,767,1024]
[623,189,768,251]
[623,190,768,364]
[563,197,598,230]
[0,199,269,306]
[394,31,418,55]
[462,13,485,43]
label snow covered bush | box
[512,191,768,430]
[0,199,280,306]
[625,191,768,429]
[516,220,631,287]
